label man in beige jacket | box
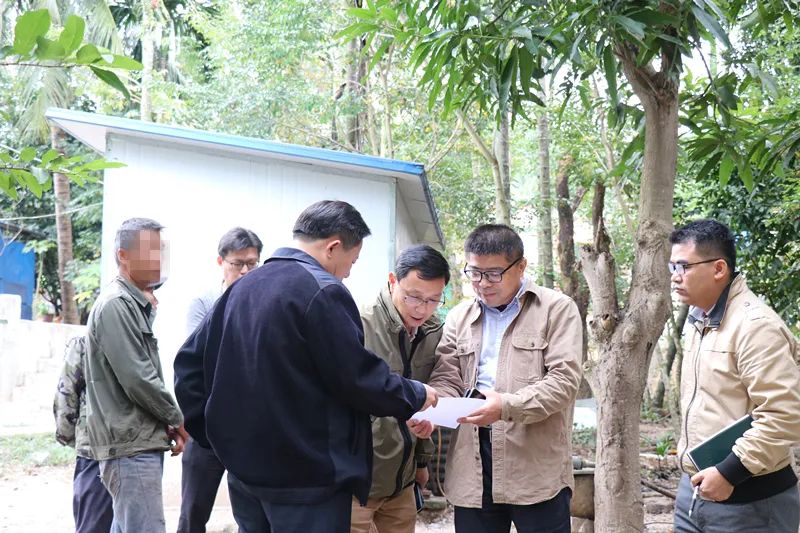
[412,224,582,532]
[670,219,800,532]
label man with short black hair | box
[413,223,582,533]
[175,200,438,532]
[85,217,188,533]
[178,227,263,533]
[670,219,800,532]
[351,244,450,533]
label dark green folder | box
[687,413,754,470]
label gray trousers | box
[674,474,800,532]
[100,451,166,533]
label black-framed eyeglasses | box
[668,258,721,276]
[403,294,446,309]
[463,256,522,283]
[224,259,259,271]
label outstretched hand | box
[457,389,502,426]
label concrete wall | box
[0,295,86,434]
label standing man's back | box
[175,200,437,533]
[85,217,188,533]
[177,227,263,533]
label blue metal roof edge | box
[44,108,425,177]
[45,108,445,247]
[418,170,446,247]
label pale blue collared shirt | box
[476,279,527,391]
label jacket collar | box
[687,272,743,329]
[376,286,442,335]
[115,275,152,317]
[268,247,326,270]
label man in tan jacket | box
[670,219,800,532]
[412,224,582,532]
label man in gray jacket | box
[85,217,188,533]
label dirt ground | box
[0,418,734,533]
[0,458,456,533]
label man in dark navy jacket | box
[174,200,438,532]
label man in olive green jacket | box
[85,218,188,533]
[350,244,450,533]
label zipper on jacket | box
[678,321,707,470]
[393,330,426,496]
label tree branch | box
[456,109,497,165]
[427,123,464,173]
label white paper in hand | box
[410,397,486,429]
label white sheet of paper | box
[410,397,486,429]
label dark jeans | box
[177,439,226,533]
[73,455,114,533]
[454,427,572,533]
[227,474,351,533]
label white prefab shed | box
[45,108,444,387]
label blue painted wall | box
[0,241,35,319]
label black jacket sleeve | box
[305,284,427,418]
[174,313,214,448]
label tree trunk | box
[555,155,591,397]
[652,302,688,409]
[140,0,155,121]
[537,111,554,288]
[379,45,394,158]
[345,0,368,152]
[50,126,79,324]
[457,109,511,225]
[584,50,678,531]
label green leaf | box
[58,15,85,54]
[89,67,130,99]
[31,167,50,186]
[737,161,754,191]
[602,45,618,109]
[613,16,646,41]
[19,147,36,163]
[718,154,734,186]
[40,148,60,166]
[108,55,143,70]
[75,44,101,64]
[13,9,51,56]
[367,39,392,72]
[690,5,731,48]
[518,46,533,95]
[511,26,532,41]
[696,151,722,180]
[379,5,398,24]
[80,159,126,171]
[34,37,66,61]
[12,169,43,197]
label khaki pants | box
[350,485,416,533]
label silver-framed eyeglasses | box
[668,258,721,275]
[463,256,522,283]
[403,294,445,309]
[224,259,259,271]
